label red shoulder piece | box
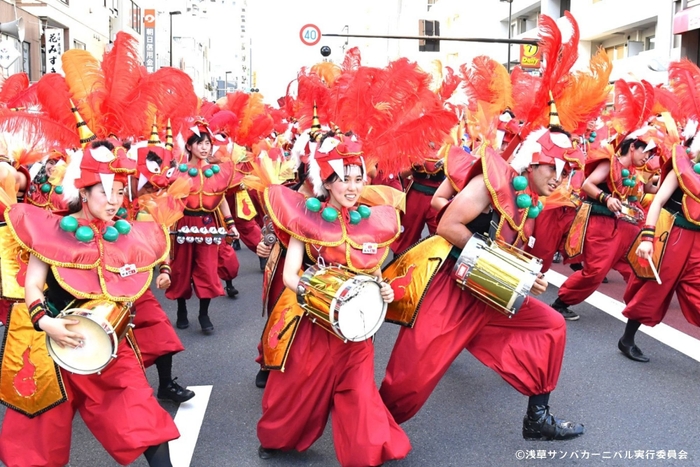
[674,148,700,223]
[445,145,477,192]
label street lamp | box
[169,11,181,67]
[500,0,513,72]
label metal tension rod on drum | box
[323,33,539,45]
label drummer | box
[380,126,585,440]
[0,139,179,467]
[550,129,659,321]
[256,131,411,466]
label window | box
[130,1,142,34]
[604,44,626,60]
[73,40,86,50]
[560,0,571,16]
[418,19,440,52]
[22,41,30,76]
[427,0,438,11]
[645,36,655,51]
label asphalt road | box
[1,245,699,467]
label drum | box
[46,299,134,375]
[452,234,543,317]
[616,202,645,225]
[297,264,387,342]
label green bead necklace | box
[60,217,132,243]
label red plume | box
[0,73,29,104]
[35,74,76,130]
[668,59,700,121]
[341,47,362,71]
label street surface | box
[1,246,699,466]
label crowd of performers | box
[0,12,700,466]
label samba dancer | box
[380,127,584,440]
[257,132,411,466]
[165,118,240,334]
[617,60,700,362]
[0,140,178,467]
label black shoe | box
[175,315,189,329]
[225,285,239,298]
[569,263,583,272]
[199,315,214,335]
[258,445,277,459]
[157,378,196,403]
[232,239,241,251]
[602,277,609,283]
[256,369,269,388]
[259,256,268,271]
[618,339,650,362]
[551,298,580,321]
[523,405,585,440]
[552,252,563,264]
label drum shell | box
[452,234,542,317]
[297,265,386,342]
[46,300,134,375]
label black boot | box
[551,297,579,321]
[232,238,241,251]
[158,377,196,403]
[224,280,239,298]
[176,299,189,329]
[198,298,213,335]
[523,405,585,440]
[144,443,172,467]
[258,445,277,459]
[255,368,269,388]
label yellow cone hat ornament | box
[165,119,174,151]
[148,117,161,146]
[70,99,96,148]
[548,91,561,128]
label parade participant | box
[24,150,69,213]
[0,139,179,467]
[380,126,584,440]
[617,60,700,362]
[165,118,239,335]
[390,146,444,254]
[131,124,194,403]
[257,131,410,466]
[552,80,658,321]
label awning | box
[674,6,700,34]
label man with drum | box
[380,126,585,441]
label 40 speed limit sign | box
[300,24,322,46]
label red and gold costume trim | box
[444,144,478,193]
[263,185,400,274]
[464,147,536,247]
[673,146,700,225]
[170,160,235,212]
[5,204,169,302]
[25,184,69,213]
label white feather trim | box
[683,119,699,141]
[61,148,84,204]
[307,151,327,197]
[510,127,547,174]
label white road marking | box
[545,270,700,363]
[170,385,213,467]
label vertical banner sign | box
[45,28,64,74]
[144,9,156,72]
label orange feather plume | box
[310,62,341,87]
[61,49,106,135]
[461,56,513,115]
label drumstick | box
[648,258,662,285]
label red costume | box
[380,150,567,423]
[165,158,235,300]
[257,165,410,465]
[623,150,700,327]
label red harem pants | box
[379,258,566,424]
[391,185,439,255]
[166,214,224,300]
[217,241,240,282]
[0,340,179,467]
[623,226,700,327]
[257,318,411,467]
[557,214,638,306]
[526,206,577,272]
[132,289,185,368]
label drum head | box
[46,315,115,375]
[336,280,387,342]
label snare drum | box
[46,299,134,375]
[297,264,387,342]
[452,234,542,317]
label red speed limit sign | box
[300,24,322,46]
